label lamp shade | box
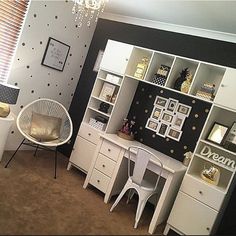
[0,83,20,104]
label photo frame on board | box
[146,119,159,132]
[154,96,168,108]
[156,122,169,137]
[166,98,179,113]
[166,127,183,141]
[177,103,192,117]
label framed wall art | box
[154,96,168,108]
[151,107,163,120]
[41,37,70,71]
[167,127,183,141]
[166,98,179,113]
[177,103,192,117]
[156,122,169,137]
[172,113,186,130]
[161,112,174,123]
[146,119,159,132]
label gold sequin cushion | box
[29,112,62,141]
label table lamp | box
[0,82,20,118]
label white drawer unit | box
[95,153,116,177]
[180,175,225,211]
[78,122,100,145]
[90,169,110,194]
[100,140,121,161]
[167,192,218,235]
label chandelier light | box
[72,0,107,27]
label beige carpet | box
[0,150,165,235]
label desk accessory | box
[98,102,110,113]
[0,82,20,117]
[173,68,190,91]
[117,118,135,140]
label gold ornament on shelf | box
[134,57,149,80]
[201,165,221,185]
[180,72,193,94]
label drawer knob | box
[206,227,210,231]
[199,190,203,195]
[102,164,105,168]
[108,148,111,152]
[97,180,100,183]
[221,84,225,87]
[88,133,91,136]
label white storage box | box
[89,118,107,131]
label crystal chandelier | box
[72,0,107,27]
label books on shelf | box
[196,82,215,101]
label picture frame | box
[99,82,116,101]
[41,37,70,71]
[161,111,174,123]
[166,98,179,113]
[93,50,104,72]
[151,106,163,120]
[206,122,229,145]
[156,122,169,137]
[145,119,159,132]
[224,122,236,152]
[154,96,168,108]
[172,113,186,130]
[177,103,192,117]
[167,127,183,141]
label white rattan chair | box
[5,98,73,178]
[110,146,163,229]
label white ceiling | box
[104,0,236,36]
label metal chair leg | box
[5,139,25,168]
[34,144,39,157]
[54,147,57,179]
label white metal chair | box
[5,98,73,178]
[110,146,163,229]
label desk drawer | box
[78,122,100,144]
[100,140,121,162]
[95,154,116,177]
[90,169,110,193]
[180,175,224,211]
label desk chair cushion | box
[29,112,62,141]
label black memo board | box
[127,82,211,162]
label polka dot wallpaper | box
[6,0,97,150]
[127,82,212,162]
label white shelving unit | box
[165,105,236,235]
[67,40,236,233]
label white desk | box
[0,114,14,161]
[84,133,186,234]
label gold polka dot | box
[145,109,148,113]
[152,134,156,138]
[205,109,209,113]
[195,114,199,118]
[141,88,145,92]
[184,146,188,150]
[192,126,196,130]
[139,126,143,130]
[170,149,174,153]
[192,100,196,104]
[160,90,164,94]
[149,94,152,98]
[140,138,143,142]
[133,116,136,120]
[166,138,169,141]
[136,101,139,105]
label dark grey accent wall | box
[60,19,236,235]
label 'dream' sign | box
[200,145,235,169]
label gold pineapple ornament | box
[134,57,149,80]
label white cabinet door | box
[215,68,236,110]
[100,40,133,75]
[69,136,96,173]
[167,191,218,235]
